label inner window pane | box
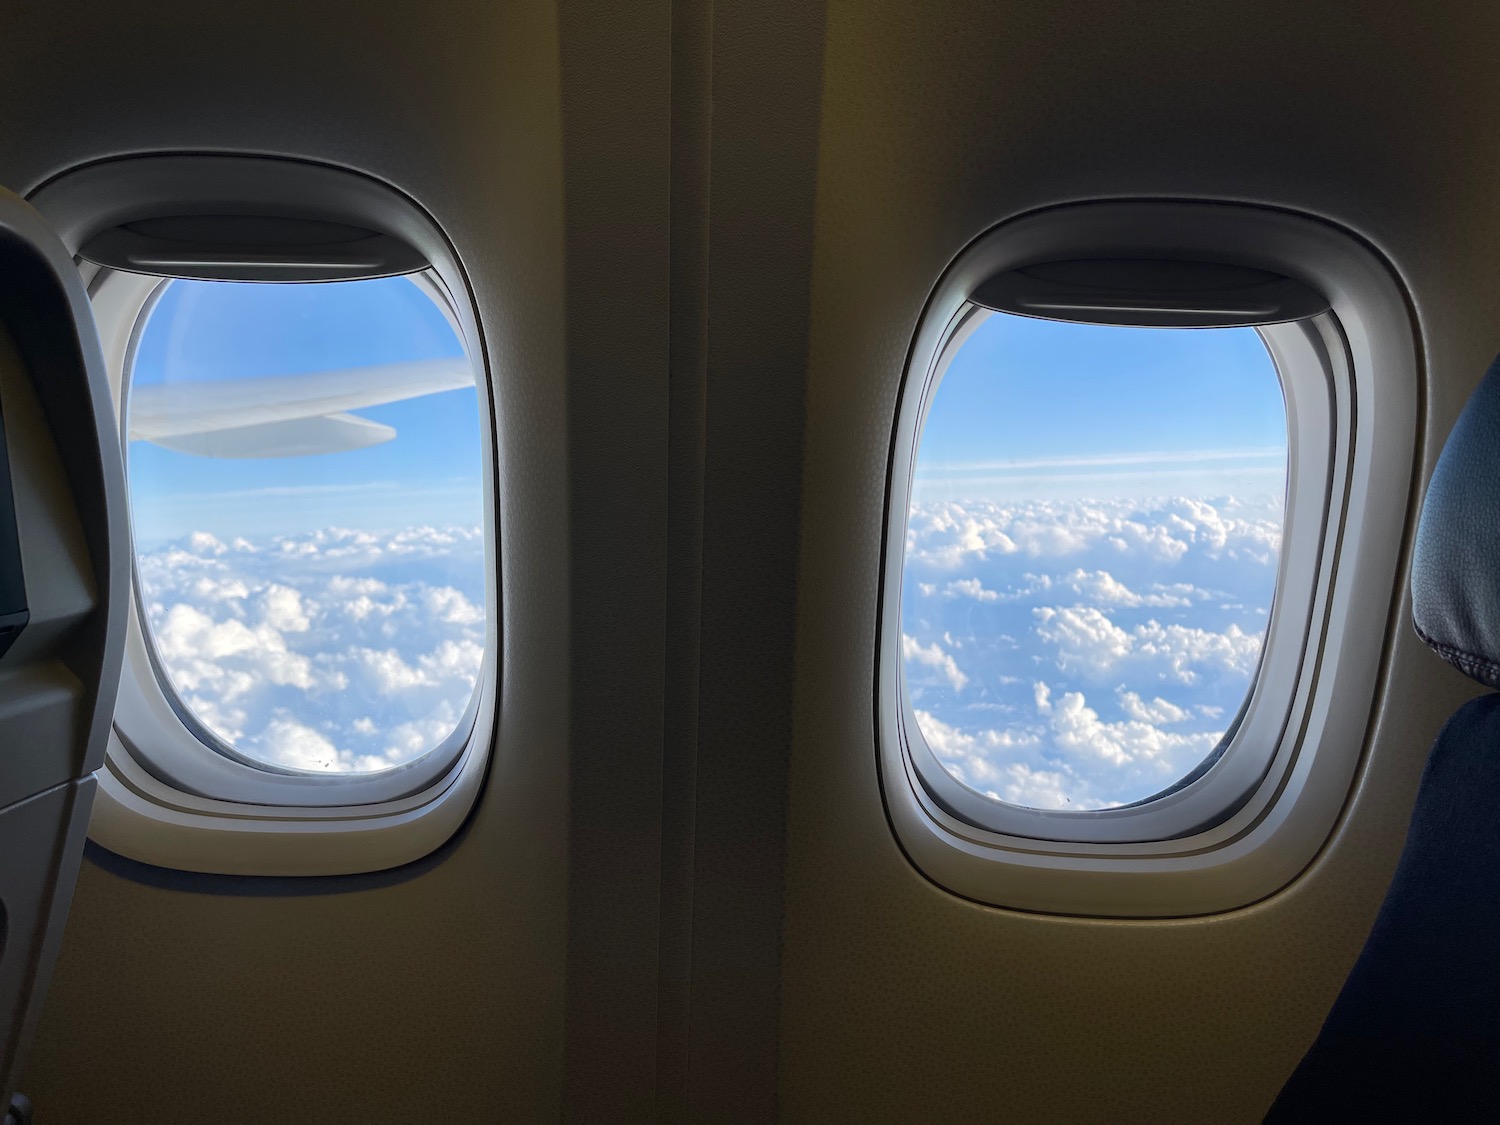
[902,312,1287,810]
[127,276,486,774]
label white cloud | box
[915,708,1051,796]
[1106,519,1189,562]
[906,505,1019,568]
[900,495,1279,809]
[250,716,390,773]
[190,575,250,603]
[261,584,311,632]
[903,633,968,691]
[915,682,1222,810]
[932,568,1204,609]
[993,762,1077,809]
[419,637,486,682]
[944,577,999,602]
[381,706,463,760]
[136,524,487,774]
[421,586,485,625]
[906,496,1282,569]
[155,604,260,663]
[1032,606,1134,677]
[255,717,343,771]
[1131,620,1262,685]
[356,647,429,693]
[1033,606,1263,685]
[1040,683,1221,772]
[1118,690,1190,725]
[189,531,228,555]
[1056,569,1195,608]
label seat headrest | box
[1412,354,1500,687]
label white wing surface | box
[129,357,473,458]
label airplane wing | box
[128,357,474,458]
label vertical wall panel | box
[557,1,672,1120]
[779,2,1500,1122]
[657,0,713,1120]
[686,3,827,1121]
[8,3,574,1122]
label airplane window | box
[902,312,1286,810]
[125,276,487,774]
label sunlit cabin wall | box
[782,2,1500,1122]
[1,2,575,1121]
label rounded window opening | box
[902,311,1287,811]
[125,274,487,775]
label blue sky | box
[128,276,483,545]
[914,314,1286,504]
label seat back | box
[0,188,127,1113]
[1267,355,1500,1121]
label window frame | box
[900,307,1330,842]
[108,269,491,807]
[879,201,1419,916]
[32,155,503,877]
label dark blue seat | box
[1266,357,1500,1122]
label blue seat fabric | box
[1269,353,1500,1122]
[1266,695,1500,1121]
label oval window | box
[126,275,487,774]
[902,312,1286,810]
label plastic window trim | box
[877,200,1419,917]
[86,265,499,876]
[898,309,1334,844]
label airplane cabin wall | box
[2,2,1498,1122]
[2,2,574,1122]
[781,3,1500,1121]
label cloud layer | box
[137,525,487,773]
[140,491,1276,805]
[902,495,1280,810]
